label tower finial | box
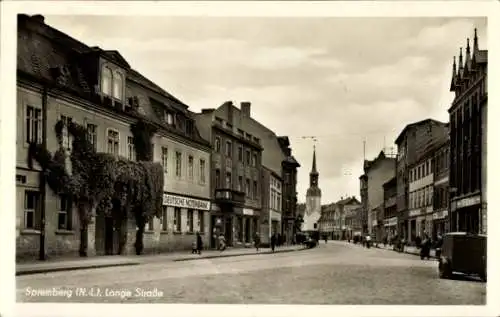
[459,47,463,69]
[474,28,479,53]
[453,56,457,75]
[311,145,317,174]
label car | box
[438,232,487,282]
[303,237,318,249]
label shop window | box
[174,207,182,232]
[187,209,194,232]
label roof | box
[394,118,446,145]
[335,196,361,206]
[476,50,487,64]
[383,176,397,189]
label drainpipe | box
[39,85,48,261]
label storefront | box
[383,217,398,241]
[210,204,259,248]
[432,209,449,240]
[452,194,482,234]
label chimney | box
[31,14,45,24]
[201,108,214,114]
[241,102,251,117]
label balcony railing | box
[214,188,245,206]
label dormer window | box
[101,66,112,96]
[100,64,125,101]
[186,120,193,135]
[164,110,174,125]
[113,71,124,100]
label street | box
[16,241,485,304]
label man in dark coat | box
[270,233,276,252]
[196,232,203,255]
[253,232,261,251]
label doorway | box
[225,216,233,246]
[104,217,115,255]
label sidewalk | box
[373,243,437,259]
[16,244,305,276]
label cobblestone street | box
[17,241,485,304]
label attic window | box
[164,110,174,125]
[113,71,124,100]
[100,65,124,101]
[101,66,112,96]
[186,120,193,135]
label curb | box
[173,247,306,262]
[16,262,140,276]
[374,245,437,259]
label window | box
[417,166,421,179]
[253,180,258,199]
[174,207,182,232]
[238,176,243,191]
[107,129,119,155]
[24,191,40,229]
[200,159,206,184]
[215,137,221,152]
[252,153,257,167]
[246,178,251,196]
[101,66,112,95]
[161,206,168,231]
[58,195,72,230]
[226,172,232,188]
[161,147,168,174]
[187,209,194,232]
[127,136,135,161]
[246,150,251,165]
[165,111,174,125]
[215,169,221,188]
[238,146,243,161]
[183,155,192,181]
[198,210,204,232]
[26,106,42,144]
[147,218,154,231]
[113,71,123,100]
[186,120,193,135]
[226,141,232,157]
[60,115,73,151]
[175,151,182,177]
[86,123,97,151]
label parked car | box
[438,232,487,282]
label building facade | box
[263,168,283,241]
[362,151,396,239]
[448,29,487,234]
[334,197,361,240]
[359,174,368,234]
[382,176,398,241]
[194,102,263,248]
[432,136,450,239]
[303,147,322,233]
[16,14,211,260]
[318,203,335,239]
[278,137,300,244]
[345,206,363,240]
[394,119,448,241]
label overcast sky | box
[43,16,486,204]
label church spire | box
[311,145,318,175]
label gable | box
[101,50,131,69]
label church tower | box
[303,146,322,233]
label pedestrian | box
[218,233,226,251]
[196,231,203,255]
[270,233,276,252]
[253,232,261,252]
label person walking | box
[253,232,261,252]
[196,231,203,255]
[270,233,277,252]
[218,233,226,251]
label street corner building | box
[448,29,487,234]
[15,14,212,261]
[318,197,361,241]
[193,101,300,247]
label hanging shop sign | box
[243,208,254,216]
[163,194,211,211]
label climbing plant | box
[28,118,164,257]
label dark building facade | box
[448,29,487,234]
[383,176,397,241]
[394,119,448,241]
[278,136,300,244]
[432,134,451,239]
[359,174,368,235]
[194,102,263,248]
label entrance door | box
[225,216,232,246]
[104,217,114,255]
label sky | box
[43,15,487,205]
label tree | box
[28,119,163,257]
